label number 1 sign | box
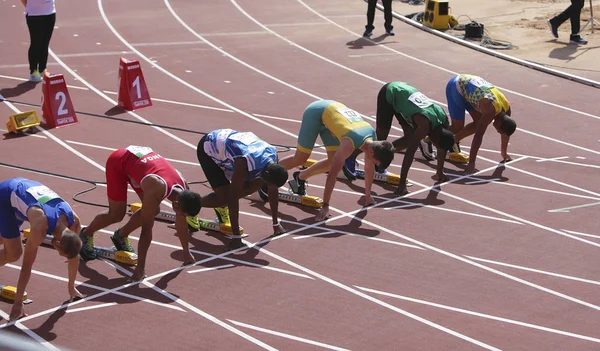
[41,71,79,129]
[117,57,152,111]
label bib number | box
[229,132,260,145]
[408,92,433,109]
[126,145,154,158]
[336,108,363,123]
[470,77,493,89]
[26,186,61,205]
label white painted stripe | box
[536,156,570,163]
[464,178,502,185]
[0,128,47,139]
[187,264,235,274]
[57,51,134,58]
[548,201,600,213]
[66,302,118,314]
[65,140,199,166]
[348,53,398,58]
[102,90,234,113]
[356,286,600,343]
[0,74,89,90]
[292,231,336,239]
[252,113,301,123]
[131,40,207,47]
[465,256,600,286]
[228,320,351,351]
[292,230,427,249]
[0,310,59,350]
[562,229,600,239]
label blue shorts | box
[0,204,22,239]
[445,76,473,121]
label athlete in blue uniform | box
[0,177,83,321]
[196,129,289,249]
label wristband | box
[272,222,280,227]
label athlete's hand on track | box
[129,268,146,282]
[69,286,85,302]
[9,302,26,321]
[463,163,477,175]
[432,172,450,183]
[272,223,287,236]
[316,205,330,222]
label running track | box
[1,0,599,350]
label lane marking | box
[187,264,235,274]
[65,303,118,314]
[465,178,502,185]
[464,256,600,286]
[5,263,186,312]
[0,74,89,90]
[562,230,600,240]
[131,40,207,46]
[356,286,600,343]
[536,156,570,163]
[228,320,351,351]
[56,50,134,58]
[292,229,427,249]
[0,310,59,350]
[252,113,301,123]
[102,90,234,113]
[548,201,600,213]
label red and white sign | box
[117,57,152,111]
[41,71,78,129]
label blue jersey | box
[203,129,277,181]
[0,177,74,239]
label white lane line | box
[102,90,234,113]
[0,127,47,139]
[0,74,88,90]
[228,320,351,351]
[57,50,134,58]
[4,263,186,312]
[465,178,502,185]
[464,256,600,286]
[0,310,59,350]
[65,303,118,314]
[562,229,600,240]
[548,201,600,213]
[252,113,301,123]
[536,156,570,163]
[187,264,235,274]
[356,286,600,343]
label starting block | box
[247,189,323,208]
[0,284,32,304]
[128,203,246,236]
[6,110,40,133]
[22,229,138,266]
[448,152,469,163]
[355,169,412,187]
[302,159,318,168]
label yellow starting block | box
[448,152,469,163]
[302,159,318,168]
[128,203,245,235]
[0,284,32,304]
[22,229,138,266]
[6,110,40,133]
[247,189,323,208]
[355,169,413,186]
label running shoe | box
[79,227,97,260]
[110,229,135,253]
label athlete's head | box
[370,140,395,170]
[430,126,456,152]
[53,229,82,259]
[261,162,289,187]
[493,112,517,136]
[178,190,202,217]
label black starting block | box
[22,229,138,266]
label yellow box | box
[6,110,40,133]
[423,0,452,30]
[1,285,28,302]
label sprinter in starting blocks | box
[22,229,138,266]
[0,284,32,304]
[129,203,247,240]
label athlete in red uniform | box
[80,146,202,281]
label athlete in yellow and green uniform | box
[445,74,517,174]
[278,99,394,221]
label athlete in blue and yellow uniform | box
[279,100,394,221]
[446,74,517,174]
[197,129,289,249]
[0,177,83,321]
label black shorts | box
[197,135,229,189]
[375,83,412,134]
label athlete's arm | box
[66,213,84,300]
[465,99,496,174]
[172,199,195,265]
[229,158,249,236]
[397,116,429,196]
[10,208,46,321]
[131,178,163,281]
[268,183,285,235]
[316,139,354,221]
[361,147,376,206]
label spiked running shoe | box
[419,138,436,161]
[214,206,231,225]
[79,228,97,260]
[342,157,358,180]
[110,229,135,253]
[288,171,307,196]
[258,183,269,202]
[186,216,200,232]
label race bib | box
[336,107,363,123]
[408,92,433,109]
[126,145,153,158]
[470,77,493,89]
[26,186,61,205]
[229,132,260,146]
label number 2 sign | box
[117,57,153,111]
[41,71,78,129]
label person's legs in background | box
[364,0,394,36]
[26,15,43,81]
[38,13,56,74]
[548,0,587,45]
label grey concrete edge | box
[371,1,600,89]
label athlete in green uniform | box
[346,82,455,196]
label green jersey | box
[385,82,448,131]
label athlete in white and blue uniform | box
[196,129,289,249]
[0,177,83,321]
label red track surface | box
[1,0,600,350]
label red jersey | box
[106,146,186,202]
